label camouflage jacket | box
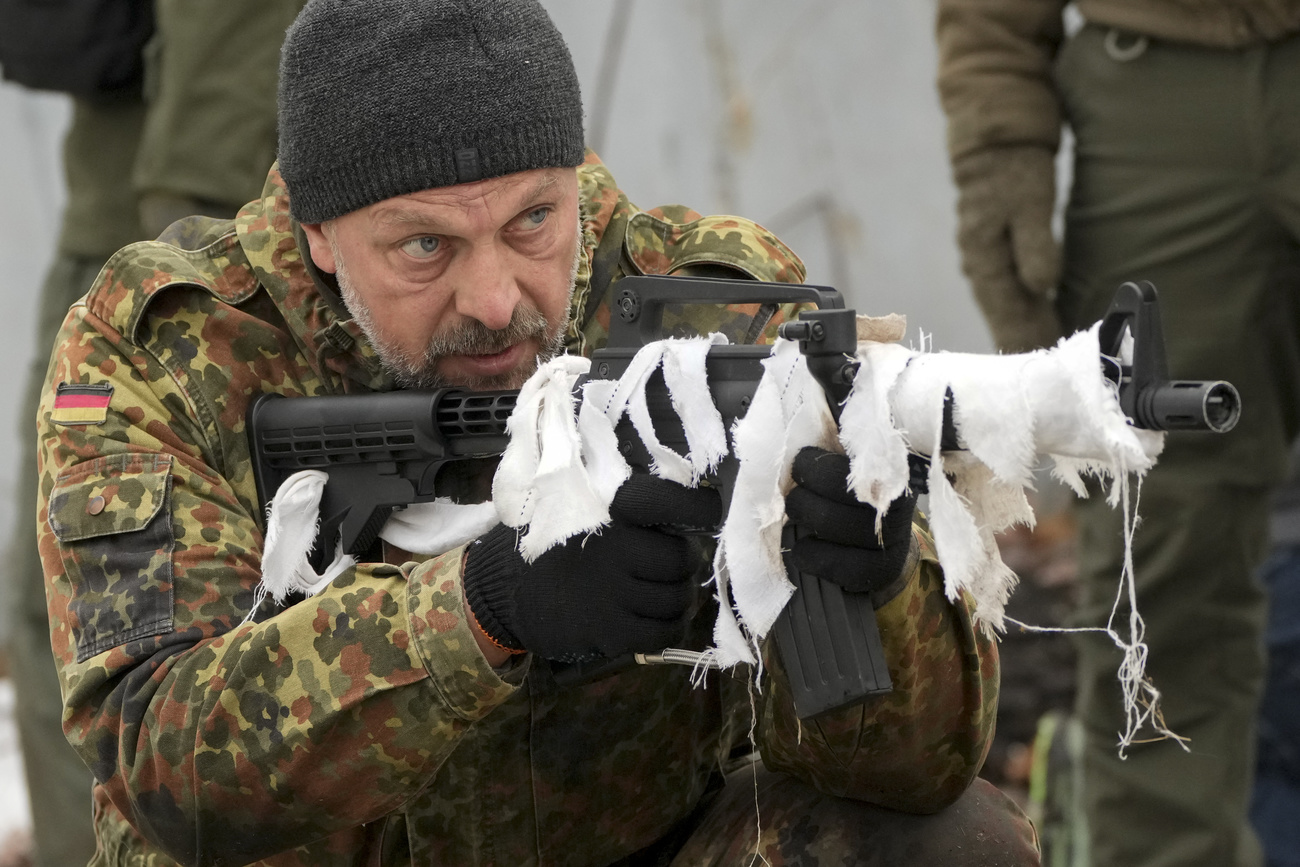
[937,0,1300,162]
[38,154,998,866]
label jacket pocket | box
[49,453,175,662]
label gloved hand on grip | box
[785,447,917,607]
[953,145,1064,353]
[463,475,721,662]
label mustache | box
[424,306,550,359]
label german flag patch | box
[52,383,114,426]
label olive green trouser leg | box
[1055,25,1300,867]
[134,0,305,208]
[15,94,147,867]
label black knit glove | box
[463,475,721,662]
[785,447,917,603]
[953,146,1064,353]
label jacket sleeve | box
[37,303,521,865]
[936,0,1068,161]
[756,521,999,814]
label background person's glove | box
[953,145,1064,353]
[785,447,917,606]
[463,475,721,661]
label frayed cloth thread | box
[1006,476,1189,754]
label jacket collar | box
[236,164,396,394]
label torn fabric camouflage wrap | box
[38,152,999,865]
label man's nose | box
[454,247,520,331]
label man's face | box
[301,167,582,390]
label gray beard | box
[331,224,582,391]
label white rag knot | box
[252,474,497,616]
[492,354,611,561]
[259,470,355,605]
[493,336,731,561]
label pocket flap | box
[50,453,174,543]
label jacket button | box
[87,496,106,516]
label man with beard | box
[34,1,1038,864]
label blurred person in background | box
[1252,443,1300,867]
[936,2,1300,866]
[0,1,304,863]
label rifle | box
[247,276,1240,718]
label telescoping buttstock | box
[247,389,518,572]
[245,275,1240,721]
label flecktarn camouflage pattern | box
[37,152,1000,865]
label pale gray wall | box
[543,0,983,350]
[0,0,988,632]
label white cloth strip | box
[711,338,839,666]
[259,469,356,606]
[257,469,498,610]
[379,500,500,555]
[493,355,614,561]
[845,321,1164,632]
[493,337,731,562]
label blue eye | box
[522,207,549,227]
[401,236,440,258]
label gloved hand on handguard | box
[785,446,918,607]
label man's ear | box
[300,222,338,274]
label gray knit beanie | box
[277,0,585,224]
